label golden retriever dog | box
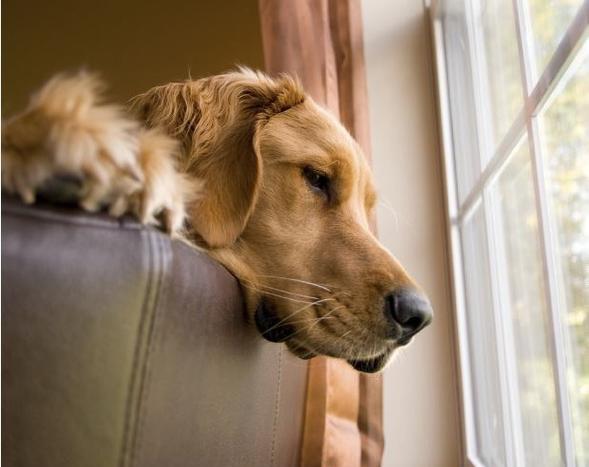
[1,69,432,372]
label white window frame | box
[428,0,589,465]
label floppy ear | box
[131,70,305,248]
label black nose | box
[384,288,433,339]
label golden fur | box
[2,69,429,372]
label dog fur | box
[1,69,430,372]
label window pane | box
[476,0,524,151]
[540,41,589,466]
[491,140,563,466]
[461,205,508,466]
[527,0,585,77]
[443,7,482,203]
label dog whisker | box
[241,283,314,304]
[307,305,345,328]
[255,283,320,300]
[261,298,335,336]
[332,330,356,359]
[282,304,348,350]
[256,274,332,292]
[378,198,400,232]
[286,316,337,325]
[281,305,345,340]
[334,330,356,360]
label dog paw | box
[70,128,192,235]
[1,72,193,235]
[125,129,195,235]
[2,72,142,202]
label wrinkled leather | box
[2,198,307,467]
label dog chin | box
[255,299,394,373]
[347,351,392,373]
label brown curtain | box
[258,1,384,465]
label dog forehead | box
[260,100,363,167]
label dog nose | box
[384,288,433,339]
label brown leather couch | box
[2,197,307,467]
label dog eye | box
[302,166,330,197]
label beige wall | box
[2,0,264,116]
[362,1,462,465]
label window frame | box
[428,0,589,465]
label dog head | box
[133,69,433,373]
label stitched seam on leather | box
[118,230,157,467]
[129,232,171,467]
[270,346,284,467]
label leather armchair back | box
[2,198,307,467]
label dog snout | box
[384,288,433,341]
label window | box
[431,0,588,465]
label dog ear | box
[131,70,305,248]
